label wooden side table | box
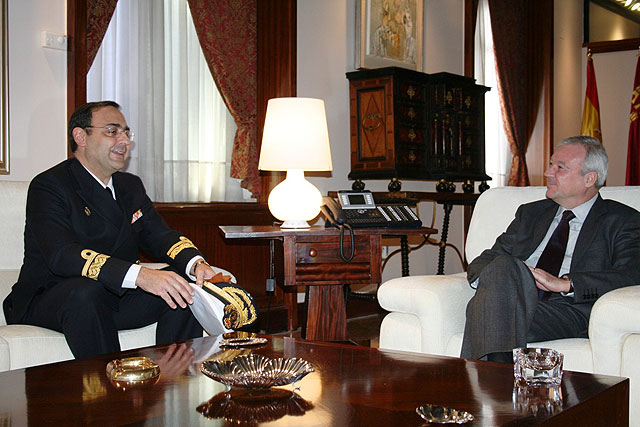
[219,225,435,341]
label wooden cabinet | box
[347,67,490,184]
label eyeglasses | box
[85,125,135,142]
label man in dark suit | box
[2,101,254,358]
[460,136,640,362]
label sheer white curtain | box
[474,0,510,188]
[88,0,251,202]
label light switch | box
[41,31,67,51]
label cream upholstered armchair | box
[377,186,640,426]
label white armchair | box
[378,186,640,425]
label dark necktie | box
[535,210,575,300]
[105,186,115,200]
[102,186,122,224]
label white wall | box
[1,0,67,181]
[298,0,467,278]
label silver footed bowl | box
[201,354,314,388]
[416,404,475,424]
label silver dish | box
[219,337,268,347]
[416,404,474,424]
[201,354,314,388]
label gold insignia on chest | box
[81,249,110,280]
[84,206,91,216]
[166,236,198,259]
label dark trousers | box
[460,255,589,360]
[22,277,202,358]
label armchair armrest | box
[589,285,640,376]
[377,272,475,354]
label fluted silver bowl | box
[201,354,314,388]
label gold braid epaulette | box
[166,236,198,260]
[81,250,110,280]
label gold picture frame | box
[356,0,423,71]
[0,0,8,174]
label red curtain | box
[488,0,548,186]
[626,52,640,185]
[187,0,259,198]
[86,0,118,69]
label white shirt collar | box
[80,163,115,198]
[558,192,598,222]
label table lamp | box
[259,97,333,228]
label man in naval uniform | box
[3,101,256,358]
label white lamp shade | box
[259,97,333,171]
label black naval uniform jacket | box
[3,158,203,324]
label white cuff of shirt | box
[122,264,141,289]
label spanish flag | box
[626,48,640,185]
[581,52,603,143]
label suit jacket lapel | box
[68,159,124,228]
[571,194,606,269]
[518,200,558,259]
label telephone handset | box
[320,197,348,227]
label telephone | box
[321,190,422,229]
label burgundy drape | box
[86,0,118,70]
[187,0,259,198]
[488,0,549,186]
[626,52,640,185]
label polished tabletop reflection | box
[0,334,628,426]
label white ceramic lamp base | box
[267,170,322,229]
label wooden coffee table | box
[0,335,628,426]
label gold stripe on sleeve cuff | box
[166,236,198,260]
[81,249,110,280]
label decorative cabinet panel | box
[347,67,490,183]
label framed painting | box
[356,0,423,71]
[0,0,7,174]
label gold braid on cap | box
[81,250,110,280]
[203,282,257,329]
[166,236,198,260]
